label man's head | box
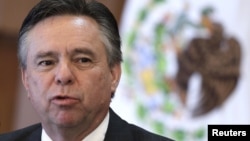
[18,0,122,70]
[19,0,122,138]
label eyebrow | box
[71,48,95,58]
[33,48,96,61]
[35,51,59,59]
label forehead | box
[28,15,101,38]
[24,15,106,53]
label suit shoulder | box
[129,124,174,141]
[0,123,42,141]
[107,109,175,141]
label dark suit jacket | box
[0,108,174,141]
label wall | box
[0,33,18,133]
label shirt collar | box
[41,112,110,141]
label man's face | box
[22,15,121,129]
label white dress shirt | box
[41,112,109,141]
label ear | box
[110,63,121,92]
[21,68,30,98]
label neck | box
[42,120,92,141]
[52,127,88,141]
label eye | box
[73,57,93,68]
[78,57,91,63]
[38,60,54,66]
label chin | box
[53,114,83,128]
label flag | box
[111,0,250,140]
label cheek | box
[27,75,41,91]
[25,73,50,101]
[83,70,112,103]
[26,76,42,103]
[97,70,112,93]
[25,74,51,115]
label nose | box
[55,62,74,85]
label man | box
[0,0,173,141]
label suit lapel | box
[27,124,42,141]
[104,108,134,141]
